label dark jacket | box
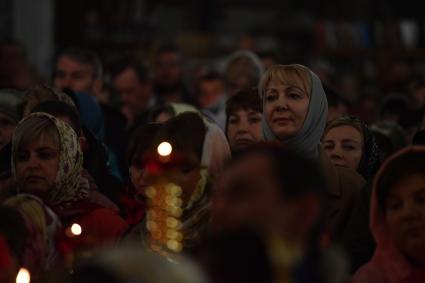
[319,148,366,242]
[82,127,124,211]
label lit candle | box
[70,223,82,236]
[157,141,172,156]
[16,268,30,283]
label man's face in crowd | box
[54,56,98,94]
[198,79,225,109]
[112,67,152,118]
[154,51,183,88]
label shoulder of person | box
[351,260,386,283]
[89,190,120,211]
[335,166,366,191]
[79,208,129,240]
[319,147,366,197]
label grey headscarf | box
[221,50,264,82]
[261,65,328,159]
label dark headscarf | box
[358,120,381,180]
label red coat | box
[55,191,128,253]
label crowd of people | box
[0,40,424,283]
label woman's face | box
[15,133,60,198]
[323,125,363,171]
[385,174,425,265]
[227,109,263,152]
[264,78,310,140]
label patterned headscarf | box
[261,64,328,159]
[22,85,76,117]
[357,121,380,180]
[12,112,89,208]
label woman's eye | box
[266,95,277,102]
[323,143,334,150]
[288,92,301,99]
[343,144,357,151]
[228,117,239,124]
[180,166,193,174]
[248,116,261,124]
[387,198,402,211]
[132,163,144,171]
[38,151,57,160]
[265,90,278,102]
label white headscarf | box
[170,103,231,178]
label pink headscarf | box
[352,146,425,283]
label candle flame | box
[16,268,30,283]
[157,142,172,157]
[71,223,82,236]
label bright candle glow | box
[16,268,30,283]
[157,142,172,157]
[71,223,82,236]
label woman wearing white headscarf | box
[126,105,231,255]
[259,64,365,241]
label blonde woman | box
[259,64,365,241]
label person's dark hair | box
[379,94,409,122]
[226,88,262,117]
[56,46,103,80]
[194,70,223,93]
[61,88,80,109]
[323,84,349,109]
[413,129,425,145]
[376,148,425,213]
[148,112,206,162]
[126,123,162,166]
[399,109,424,129]
[0,143,12,180]
[31,100,82,135]
[109,56,150,84]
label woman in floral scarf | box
[12,112,128,248]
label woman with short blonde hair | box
[259,64,365,241]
